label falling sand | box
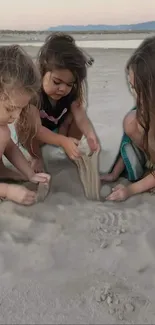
[75,136,101,201]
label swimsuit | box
[39,89,77,132]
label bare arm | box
[37,125,67,147]
[28,105,67,147]
[71,100,95,137]
[127,172,155,196]
[4,139,34,180]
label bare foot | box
[100,173,118,182]
[29,157,45,173]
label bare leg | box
[102,110,145,183]
[106,110,147,201]
[101,156,125,182]
[101,110,145,186]
[58,113,73,136]
[19,112,83,173]
[59,113,83,140]
[67,119,83,140]
[0,159,27,181]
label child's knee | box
[64,113,73,126]
[123,111,137,138]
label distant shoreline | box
[0,30,155,35]
[0,31,155,45]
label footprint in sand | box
[89,209,128,248]
[95,281,148,322]
[94,208,128,234]
[90,206,145,249]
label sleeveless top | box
[39,89,77,131]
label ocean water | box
[0,39,143,49]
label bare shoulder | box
[124,109,136,121]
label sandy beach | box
[1,43,155,324]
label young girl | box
[16,33,100,172]
[0,45,50,205]
[101,36,155,201]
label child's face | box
[43,69,75,100]
[0,89,31,126]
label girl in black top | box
[16,33,100,172]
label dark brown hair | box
[126,36,155,160]
[0,45,41,147]
[37,32,94,105]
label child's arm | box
[71,100,94,136]
[107,172,155,201]
[17,105,80,160]
[29,105,80,158]
[71,100,100,151]
[4,139,48,183]
[128,173,155,195]
[37,124,67,147]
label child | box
[0,45,50,205]
[101,36,155,201]
[16,33,100,172]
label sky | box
[1,0,155,30]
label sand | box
[75,136,100,201]
[0,45,155,324]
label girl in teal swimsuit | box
[101,36,155,201]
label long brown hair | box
[0,45,41,147]
[126,37,155,160]
[37,32,94,107]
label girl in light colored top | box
[0,45,50,205]
[16,33,100,172]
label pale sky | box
[1,0,155,30]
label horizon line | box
[0,20,155,32]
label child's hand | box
[30,173,51,184]
[6,184,37,205]
[87,132,100,152]
[61,137,80,160]
[29,157,45,173]
[106,184,131,201]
